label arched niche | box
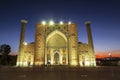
[46,30,67,47]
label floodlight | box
[49,20,54,25]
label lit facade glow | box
[17,20,96,67]
[41,21,46,25]
[49,20,54,25]
[60,21,63,25]
[24,42,27,45]
[68,21,71,25]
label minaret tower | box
[85,21,96,66]
[17,19,27,66]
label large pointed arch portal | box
[46,30,67,44]
[45,30,68,65]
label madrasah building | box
[17,20,96,67]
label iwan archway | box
[45,30,68,65]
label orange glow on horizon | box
[95,51,120,58]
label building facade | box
[17,20,96,67]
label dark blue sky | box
[0,0,120,54]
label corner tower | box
[85,21,96,66]
[17,20,27,66]
[34,23,45,65]
[68,23,78,66]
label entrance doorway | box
[54,53,59,64]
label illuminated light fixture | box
[60,21,63,25]
[71,60,77,66]
[85,61,90,66]
[68,21,72,25]
[24,42,28,45]
[41,21,46,25]
[49,20,54,25]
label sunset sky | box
[0,0,120,58]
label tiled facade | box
[17,20,96,67]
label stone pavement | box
[0,66,120,80]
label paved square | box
[0,66,120,80]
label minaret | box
[17,19,27,66]
[20,20,27,47]
[85,21,94,50]
[85,21,96,66]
